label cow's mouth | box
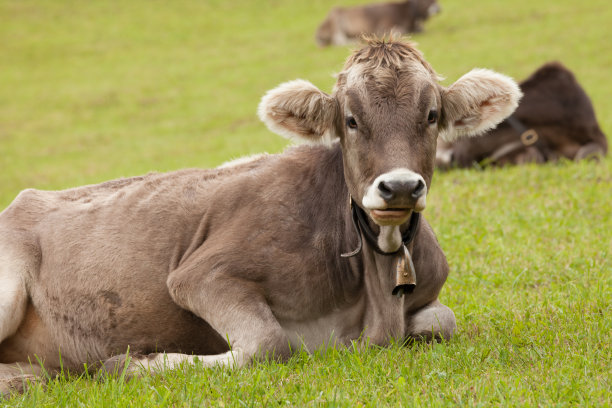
[369,208,412,224]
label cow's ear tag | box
[392,245,416,297]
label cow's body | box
[0,39,521,395]
[0,145,448,367]
[436,62,608,168]
[316,0,440,46]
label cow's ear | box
[439,69,522,141]
[258,80,339,144]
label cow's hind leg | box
[0,235,43,397]
[407,300,456,341]
[0,251,28,344]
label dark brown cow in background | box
[436,62,608,168]
[0,38,521,396]
[316,0,441,46]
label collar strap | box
[507,115,540,147]
[506,115,530,135]
[341,198,420,257]
[479,115,541,167]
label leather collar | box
[341,198,420,258]
[479,115,543,167]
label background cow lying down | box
[0,38,521,395]
[436,61,608,168]
[316,0,441,46]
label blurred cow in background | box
[437,62,608,168]
[316,0,441,46]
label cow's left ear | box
[439,69,522,141]
[258,80,339,144]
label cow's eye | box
[346,116,358,129]
[427,109,438,125]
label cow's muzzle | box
[362,169,427,225]
[378,178,426,202]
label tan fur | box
[258,79,340,145]
[440,69,522,141]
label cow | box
[436,61,608,169]
[315,0,441,47]
[0,38,521,396]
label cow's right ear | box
[258,80,339,144]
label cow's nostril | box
[377,178,426,203]
[412,179,425,198]
[378,181,394,200]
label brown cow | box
[316,0,441,46]
[436,61,608,168]
[0,38,521,396]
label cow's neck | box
[357,237,408,342]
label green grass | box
[1,0,611,406]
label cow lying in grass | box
[316,0,441,46]
[0,38,521,396]
[436,61,608,168]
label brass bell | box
[392,245,416,297]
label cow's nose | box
[377,179,426,202]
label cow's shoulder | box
[405,216,450,310]
[412,216,448,272]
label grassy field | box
[1,0,610,406]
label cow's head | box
[259,38,521,251]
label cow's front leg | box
[100,349,246,379]
[166,263,292,366]
[407,300,456,341]
[101,264,291,377]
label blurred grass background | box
[1,0,610,405]
[1,0,610,206]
